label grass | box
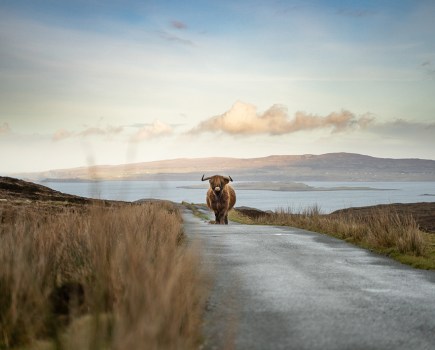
[182,202,210,221]
[0,201,207,349]
[229,206,435,270]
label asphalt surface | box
[182,209,435,350]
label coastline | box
[177,181,395,192]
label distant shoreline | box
[40,178,99,183]
[178,182,395,192]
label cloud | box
[52,128,73,141]
[52,125,124,141]
[158,30,195,46]
[130,120,173,142]
[367,119,435,140]
[171,20,187,30]
[52,122,175,143]
[78,125,123,137]
[420,60,435,78]
[0,122,11,136]
[189,101,374,136]
[336,9,376,18]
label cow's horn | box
[201,174,211,181]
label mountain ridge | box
[14,152,435,182]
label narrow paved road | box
[183,210,435,350]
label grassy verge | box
[182,202,210,221]
[0,201,207,349]
[229,206,435,270]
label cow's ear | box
[224,178,230,184]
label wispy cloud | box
[0,122,11,136]
[52,125,123,141]
[420,60,435,78]
[78,125,123,137]
[130,120,173,142]
[170,20,187,30]
[158,30,195,46]
[52,121,175,143]
[189,101,374,136]
[336,9,376,18]
[52,128,73,141]
[368,119,435,140]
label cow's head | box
[201,175,233,196]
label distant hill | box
[0,176,92,204]
[15,153,435,181]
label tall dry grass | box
[0,202,207,349]
[254,206,427,257]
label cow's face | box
[209,176,229,196]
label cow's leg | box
[216,212,225,224]
[224,214,228,224]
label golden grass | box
[230,206,434,269]
[0,202,207,349]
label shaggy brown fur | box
[202,175,236,224]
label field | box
[1,176,434,348]
[0,177,207,349]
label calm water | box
[41,180,435,214]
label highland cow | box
[202,174,236,224]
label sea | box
[41,180,435,214]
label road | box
[182,210,435,350]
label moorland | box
[1,175,434,349]
[0,176,207,349]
